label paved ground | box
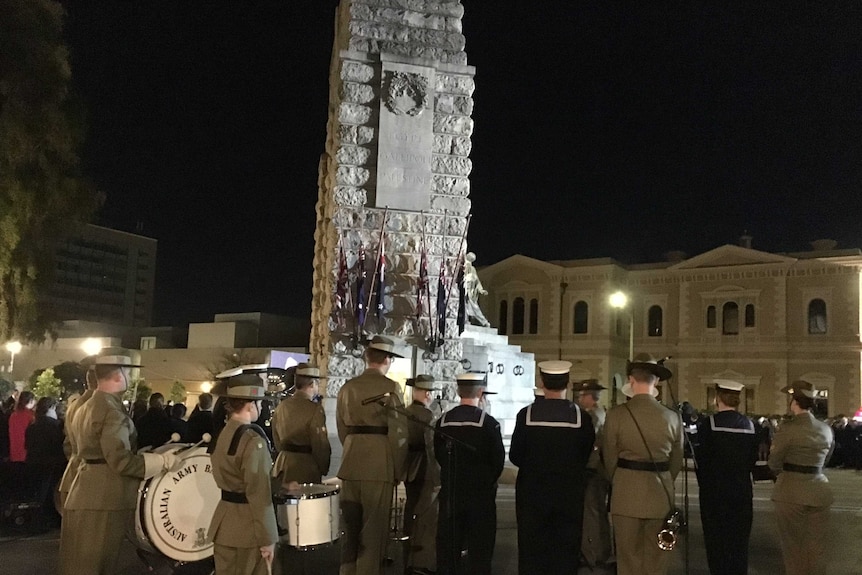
[3,465,862,574]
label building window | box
[722,302,739,335]
[529,298,539,334]
[808,299,827,334]
[140,336,157,350]
[744,304,756,327]
[706,306,716,329]
[648,305,663,337]
[573,301,589,334]
[512,297,525,334]
[499,300,508,335]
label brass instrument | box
[657,509,683,551]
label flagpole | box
[418,211,435,345]
[444,213,472,314]
[362,207,389,332]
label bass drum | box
[135,444,219,563]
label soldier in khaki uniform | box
[272,363,331,486]
[573,378,612,569]
[208,372,279,574]
[57,354,98,512]
[336,335,408,575]
[602,354,683,575]
[769,380,834,575]
[402,374,442,575]
[60,353,178,575]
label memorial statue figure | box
[464,252,491,327]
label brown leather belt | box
[221,490,249,504]
[617,458,669,472]
[84,458,107,464]
[282,444,313,454]
[347,426,388,435]
[782,462,821,474]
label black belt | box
[84,458,107,464]
[282,444,313,454]
[617,458,669,472]
[783,462,821,474]
[347,426,388,435]
[408,444,425,452]
[221,490,249,504]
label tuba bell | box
[657,509,683,551]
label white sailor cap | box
[538,360,572,375]
[456,372,488,385]
[714,379,744,392]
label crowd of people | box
[0,340,841,575]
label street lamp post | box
[5,341,22,375]
[609,291,633,405]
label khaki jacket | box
[769,411,834,508]
[65,390,146,511]
[336,368,408,482]
[271,393,331,485]
[586,405,607,473]
[603,394,683,519]
[208,418,278,548]
[58,389,94,495]
[403,402,440,486]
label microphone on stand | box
[361,392,392,406]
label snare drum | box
[273,483,340,550]
[134,444,219,562]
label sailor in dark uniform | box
[693,380,759,575]
[434,372,504,575]
[510,361,595,574]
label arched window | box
[722,302,739,335]
[529,298,539,334]
[744,304,756,327]
[573,300,589,334]
[808,299,827,334]
[512,297,525,334]
[499,300,508,335]
[706,306,716,329]
[648,305,663,337]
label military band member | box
[336,335,409,575]
[769,380,834,575]
[510,361,595,574]
[60,353,178,575]
[434,372,504,575]
[403,374,442,575]
[602,353,683,575]
[272,363,331,486]
[208,373,278,574]
[573,378,612,568]
[693,380,759,575]
[57,353,98,512]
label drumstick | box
[175,433,213,458]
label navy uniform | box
[603,354,683,575]
[272,363,331,486]
[60,353,177,575]
[402,375,442,575]
[434,372,505,575]
[510,361,595,574]
[336,335,408,575]
[693,380,759,575]
[769,380,834,575]
[208,372,279,575]
[573,378,612,568]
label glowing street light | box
[5,341,22,374]
[81,338,102,357]
[201,381,212,393]
[609,291,634,362]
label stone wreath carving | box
[383,71,428,117]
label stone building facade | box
[477,241,862,417]
[310,1,476,396]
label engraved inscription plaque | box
[376,62,435,211]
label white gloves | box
[142,451,181,479]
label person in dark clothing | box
[187,392,214,443]
[510,361,595,575]
[693,380,759,575]
[135,393,173,450]
[25,396,67,530]
[168,403,189,442]
[434,372,504,575]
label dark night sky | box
[59,2,862,327]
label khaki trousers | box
[774,501,830,575]
[612,515,671,575]
[340,479,393,575]
[214,543,270,575]
[59,508,131,575]
[405,481,438,571]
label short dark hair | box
[35,396,57,416]
[16,390,35,410]
[171,403,187,419]
[226,397,253,414]
[793,394,815,411]
[365,348,392,365]
[149,393,165,408]
[457,385,484,399]
[629,368,658,384]
[716,389,741,408]
[540,373,569,391]
[198,392,213,410]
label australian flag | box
[416,246,429,320]
[375,239,386,321]
[355,245,367,328]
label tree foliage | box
[123,379,151,403]
[29,366,62,399]
[52,359,86,397]
[170,380,187,404]
[0,0,101,342]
